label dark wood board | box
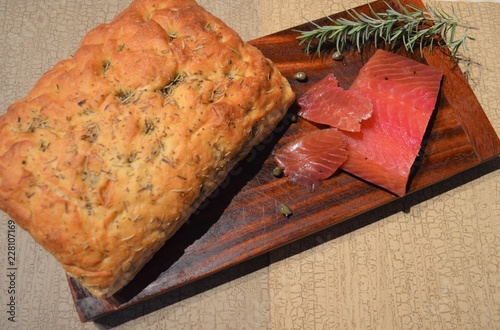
[68,0,500,322]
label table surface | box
[0,0,498,329]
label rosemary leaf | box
[294,1,475,58]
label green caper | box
[332,51,343,61]
[278,203,293,218]
[272,166,284,178]
[293,71,308,82]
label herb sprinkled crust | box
[0,0,294,298]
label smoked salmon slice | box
[297,74,373,132]
[341,49,443,196]
[274,128,347,187]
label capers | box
[293,71,308,82]
[332,51,343,61]
[272,166,284,178]
[290,114,298,123]
[278,203,293,218]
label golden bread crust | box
[0,0,294,297]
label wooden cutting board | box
[68,0,500,322]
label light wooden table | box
[0,0,498,329]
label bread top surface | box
[0,0,294,297]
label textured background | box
[0,0,498,329]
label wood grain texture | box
[61,0,498,322]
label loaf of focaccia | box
[0,0,294,298]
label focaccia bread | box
[0,0,294,298]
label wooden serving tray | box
[68,0,500,322]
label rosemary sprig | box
[295,1,475,58]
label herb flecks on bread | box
[0,0,294,298]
